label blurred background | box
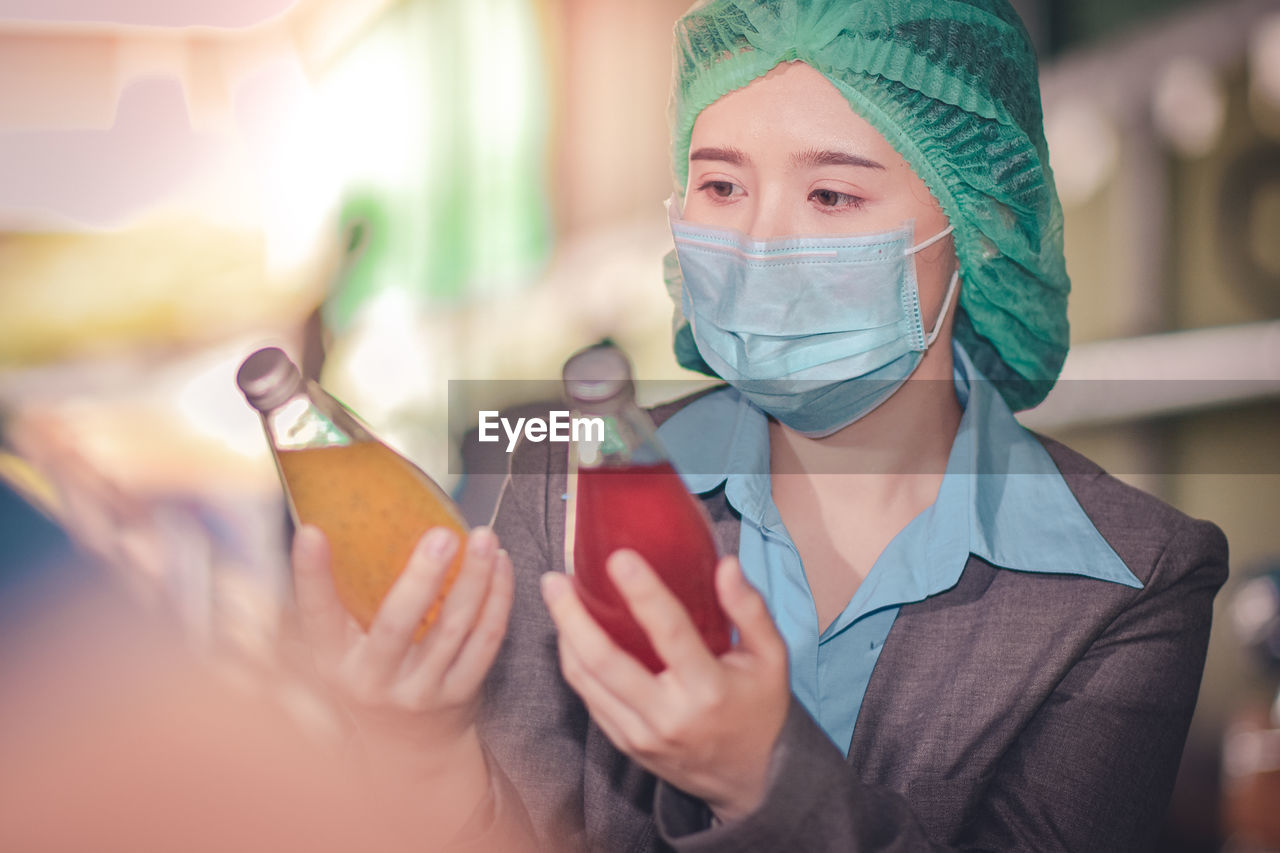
[0,0,1277,850]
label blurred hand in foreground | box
[292,524,514,838]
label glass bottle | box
[236,346,468,635]
[562,343,730,672]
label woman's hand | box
[291,524,513,784]
[540,551,789,823]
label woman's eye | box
[697,180,740,200]
[810,188,865,209]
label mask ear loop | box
[925,268,961,347]
[906,224,954,255]
[905,223,958,347]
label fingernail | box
[293,525,326,558]
[608,550,638,582]
[424,528,457,558]
[540,572,566,603]
[468,526,496,557]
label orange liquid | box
[277,441,468,636]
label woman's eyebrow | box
[792,148,885,170]
[689,146,750,166]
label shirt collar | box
[952,342,1141,587]
[658,385,781,528]
[657,343,1141,590]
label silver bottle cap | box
[236,347,304,412]
[562,344,633,406]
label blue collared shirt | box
[656,343,1141,754]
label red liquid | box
[572,461,731,672]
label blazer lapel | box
[703,487,742,559]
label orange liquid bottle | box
[237,347,467,634]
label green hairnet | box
[666,0,1068,411]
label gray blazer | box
[476,397,1228,852]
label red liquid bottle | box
[562,344,731,672]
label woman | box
[293,1,1227,850]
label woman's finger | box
[555,623,655,757]
[606,549,719,684]
[290,525,346,665]
[716,557,784,664]
[343,527,459,693]
[437,548,515,700]
[405,527,500,688]
[540,572,659,714]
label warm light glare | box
[250,62,342,277]
[313,26,424,196]
[1045,98,1119,205]
[468,0,535,149]
[1153,57,1226,158]
[1251,15,1280,109]
[336,290,435,421]
[176,347,279,460]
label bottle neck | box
[568,400,666,470]
[261,381,374,452]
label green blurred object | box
[668,0,1069,411]
[325,195,391,335]
[322,0,551,336]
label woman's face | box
[682,61,958,336]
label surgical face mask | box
[668,201,959,437]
